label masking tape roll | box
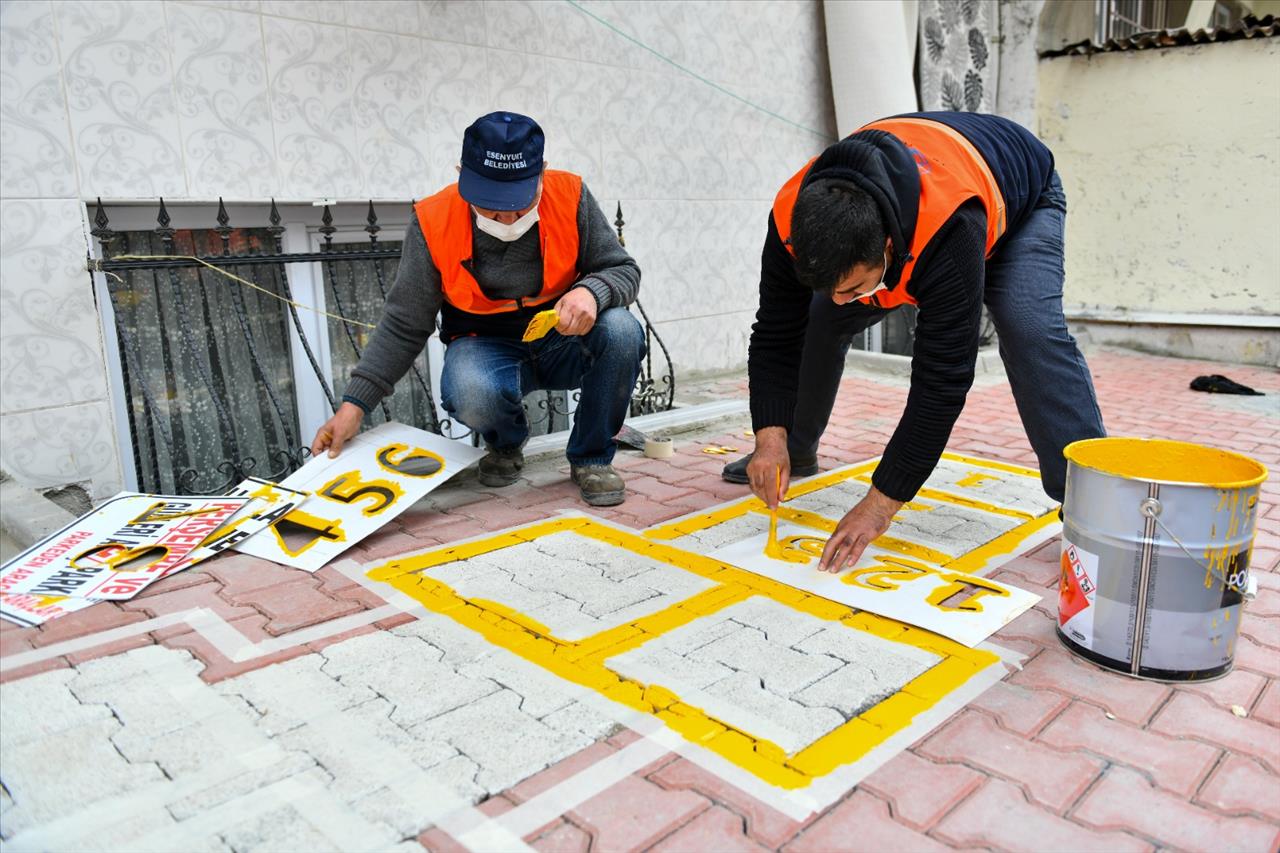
[643,438,674,459]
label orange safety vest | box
[772,117,1008,309]
[414,170,583,314]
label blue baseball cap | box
[458,111,545,211]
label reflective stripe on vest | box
[414,170,583,315]
[772,117,1007,309]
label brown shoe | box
[570,464,625,507]
[478,447,523,487]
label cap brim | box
[457,165,540,211]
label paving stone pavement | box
[1,349,1279,851]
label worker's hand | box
[311,402,365,459]
[747,427,790,509]
[555,287,598,336]
[818,486,903,572]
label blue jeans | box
[439,307,646,466]
[785,172,1105,501]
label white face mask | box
[854,248,892,301]
[473,205,539,242]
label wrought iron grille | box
[1095,0,1172,41]
[88,198,675,495]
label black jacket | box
[747,112,1054,502]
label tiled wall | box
[0,0,836,497]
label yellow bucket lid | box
[1064,437,1268,489]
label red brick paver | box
[2,349,1278,851]
[933,777,1153,852]
[1074,766,1280,851]
[782,791,949,852]
[918,710,1105,811]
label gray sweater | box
[344,181,640,410]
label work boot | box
[478,447,523,487]
[571,464,626,507]
[721,452,819,485]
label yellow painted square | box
[367,517,1001,791]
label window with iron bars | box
[1094,0,1247,41]
[89,199,674,496]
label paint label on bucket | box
[1058,543,1098,648]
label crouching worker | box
[311,111,644,507]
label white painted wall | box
[995,0,1044,129]
[0,0,837,498]
[1038,38,1280,335]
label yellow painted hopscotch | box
[646,453,1060,576]
[369,517,995,789]
[366,453,1057,790]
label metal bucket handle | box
[1139,498,1257,600]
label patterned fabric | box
[918,0,998,112]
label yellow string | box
[99,254,377,330]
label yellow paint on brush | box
[764,466,786,560]
[365,516,997,790]
[1064,437,1268,488]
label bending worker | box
[725,111,1106,570]
[312,111,644,507]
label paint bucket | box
[1057,437,1267,681]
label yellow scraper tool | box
[522,309,559,342]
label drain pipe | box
[823,0,919,136]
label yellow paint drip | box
[1064,437,1267,488]
[843,554,1010,614]
[766,535,827,564]
[941,451,1042,479]
[956,471,1000,487]
[364,516,997,790]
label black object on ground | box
[615,424,649,450]
[1189,375,1265,396]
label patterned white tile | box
[0,0,77,198]
[594,63,688,202]
[348,28,429,199]
[263,15,361,198]
[56,0,186,198]
[175,0,262,11]
[344,0,419,35]
[481,0,641,70]
[417,0,485,46]
[416,37,487,194]
[618,199,767,324]
[523,53,603,182]
[0,199,108,412]
[260,0,344,24]
[649,309,754,375]
[576,0,701,75]
[481,46,547,138]
[0,399,123,498]
[166,3,279,198]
